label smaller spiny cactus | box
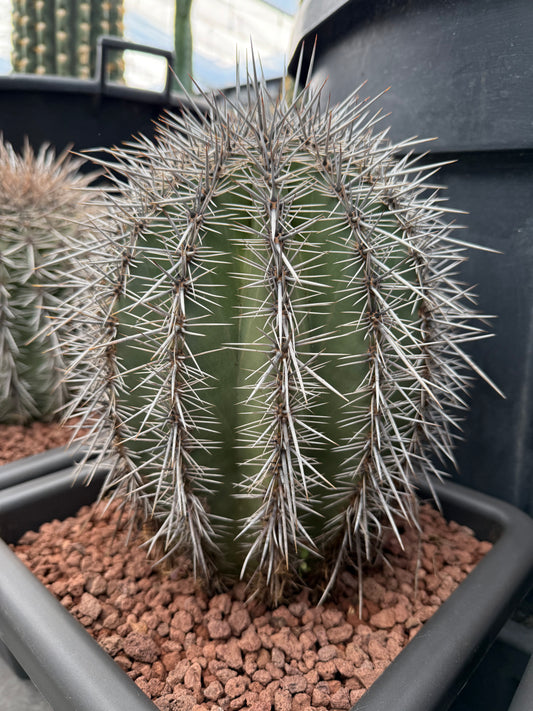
[11,0,124,79]
[0,139,96,424]
[50,59,498,605]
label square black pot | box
[448,618,533,711]
[0,449,532,711]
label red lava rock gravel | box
[3,422,493,711]
[0,420,78,465]
[11,495,491,711]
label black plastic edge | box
[0,74,207,112]
[0,637,28,679]
[96,36,174,102]
[0,445,87,491]
[499,619,533,657]
[0,464,107,542]
[0,537,158,711]
[0,466,158,711]
[508,654,533,711]
[288,0,352,74]
[352,479,533,710]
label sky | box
[0,0,298,89]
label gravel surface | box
[0,420,77,465]
[12,488,492,711]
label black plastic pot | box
[0,454,157,711]
[0,36,201,159]
[0,451,532,711]
[509,655,533,711]
[449,618,533,711]
[289,0,533,518]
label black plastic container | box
[0,458,157,711]
[0,36,200,158]
[448,619,533,711]
[289,0,533,517]
[0,451,532,711]
[509,655,533,711]
[289,0,531,151]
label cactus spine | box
[11,0,124,79]
[0,140,95,424]
[54,64,496,604]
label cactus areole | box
[58,64,496,605]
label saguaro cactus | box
[11,0,124,79]
[54,63,497,604]
[0,140,95,424]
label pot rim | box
[0,449,532,711]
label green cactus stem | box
[0,140,95,424]
[11,0,124,79]
[173,0,193,93]
[53,60,498,604]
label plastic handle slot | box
[95,35,174,101]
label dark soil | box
[6,422,492,711]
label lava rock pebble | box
[10,446,491,711]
